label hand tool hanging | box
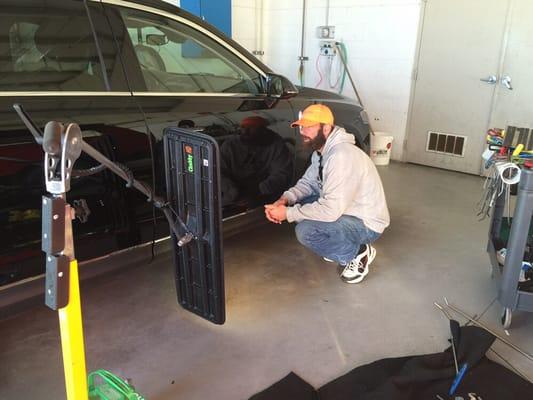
[477,127,528,220]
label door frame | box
[403,0,514,175]
[402,0,427,162]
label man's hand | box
[264,204,287,224]
[271,196,289,207]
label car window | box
[117,7,263,95]
[0,0,124,92]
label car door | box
[0,0,150,284]
[101,1,298,219]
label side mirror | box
[266,74,299,99]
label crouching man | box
[265,104,390,284]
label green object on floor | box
[88,370,145,400]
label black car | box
[0,0,370,286]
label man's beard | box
[303,127,327,151]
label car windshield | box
[120,9,264,94]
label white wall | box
[234,0,422,161]
[232,0,260,56]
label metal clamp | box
[43,122,83,194]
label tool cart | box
[487,165,533,329]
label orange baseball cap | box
[290,104,334,128]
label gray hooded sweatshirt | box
[284,126,390,234]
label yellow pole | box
[58,259,88,400]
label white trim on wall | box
[402,0,427,162]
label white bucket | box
[370,133,393,166]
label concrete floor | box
[0,162,531,399]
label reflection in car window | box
[0,1,117,92]
[118,7,263,94]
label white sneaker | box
[323,257,335,263]
[340,245,377,284]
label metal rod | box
[81,142,151,200]
[82,141,192,245]
[434,302,452,319]
[450,337,459,374]
[13,103,43,144]
[300,0,306,59]
[335,43,363,107]
[435,302,532,381]
[334,43,374,136]
[488,348,531,383]
[298,0,307,85]
[434,302,459,374]
[439,301,533,362]
[11,104,192,244]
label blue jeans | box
[294,195,381,265]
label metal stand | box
[13,104,195,399]
[40,122,88,400]
[487,167,533,328]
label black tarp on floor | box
[250,325,532,400]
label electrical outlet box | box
[319,40,336,57]
[317,25,335,39]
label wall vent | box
[426,131,466,157]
